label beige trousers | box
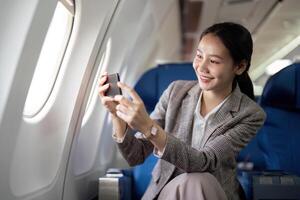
[157,173,228,200]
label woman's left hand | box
[114,82,153,134]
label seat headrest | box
[260,62,300,110]
[134,63,197,112]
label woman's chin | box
[198,81,212,91]
[199,84,211,91]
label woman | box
[98,22,266,200]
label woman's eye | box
[210,60,220,64]
[197,54,202,59]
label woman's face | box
[193,33,243,94]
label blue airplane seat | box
[237,135,267,170]
[125,62,197,200]
[134,62,198,113]
[238,62,300,200]
[258,62,300,175]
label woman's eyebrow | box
[210,54,224,60]
[196,49,224,60]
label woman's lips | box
[199,75,213,83]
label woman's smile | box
[199,74,214,83]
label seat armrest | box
[98,168,132,200]
[238,170,262,200]
[253,174,300,200]
[238,170,300,200]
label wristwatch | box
[143,124,158,139]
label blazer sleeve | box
[116,81,176,166]
[161,107,266,172]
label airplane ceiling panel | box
[250,0,300,79]
[194,0,300,83]
[216,0,277,33]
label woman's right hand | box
[98,72,118,116]
[98,72,127,138]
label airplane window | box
[23,1,74,117]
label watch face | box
[143,124,158,139]
[151,125,158,136]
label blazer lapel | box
[200,85,243,147]
[177,83,201,145]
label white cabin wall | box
[0,0,59,199]
[0,0,182,200]
[63,0,182,199]
[1,0,118,199]
[152,0,182,63]
[122,0,182,86]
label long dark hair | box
[200,22,255,100]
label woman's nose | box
[194,58,208,72]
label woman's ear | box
[235,60,247,75]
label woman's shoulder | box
[239,93,266,120]
[170,80,198,91]
[164,80,199,102]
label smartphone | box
[104,73,122,97]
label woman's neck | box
[200,86,232,117]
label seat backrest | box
[135,62,197,113]
[256,62,300,175]
[237,135,266,170]
[132,62,197,199]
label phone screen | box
[104,73,122,97]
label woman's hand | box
[114,82,153,134]
[98,72,118,116]
[114,82,167,151]
[98,72,126,138]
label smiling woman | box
[98,22,266,200]
[193,34,239,98]
[2,0,300,200]
[194,22,255,102]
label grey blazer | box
[117,80,266,200]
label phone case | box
[104,73,122,97]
